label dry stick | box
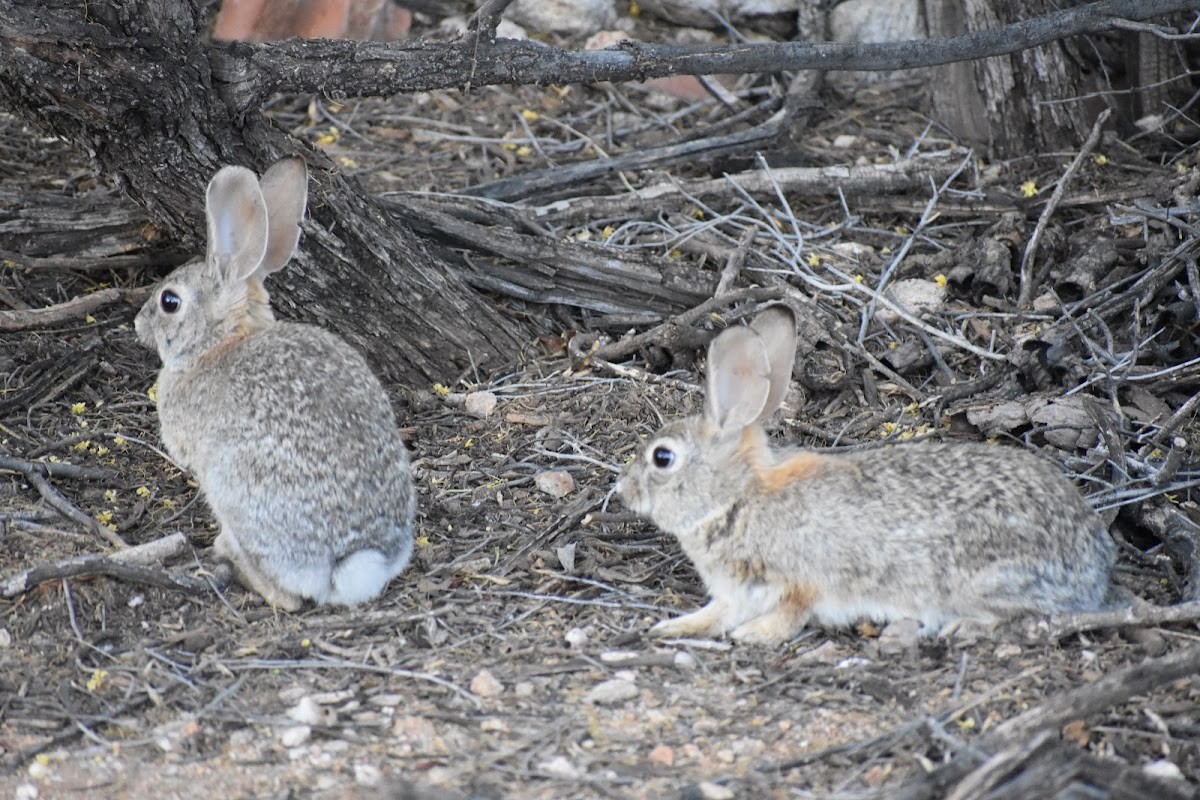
[0,454,114,481]
[216,0,1200,111]
[1038,600,1200,639]
[1017,108,1112,308]
[873,644,1200,800]
[0,286,149,332]
[2,552,204,600]
[594,285,787,361]
[21,467,128,549]
[714,228,755,296]
[464,101,798,202]
[1184,256,1200,318]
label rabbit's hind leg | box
[730,583,816,645]
[213,530,304,612]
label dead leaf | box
[1061,719,1090,747]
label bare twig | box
[592,286,788,362]
[2,547,205,599]
[0,454,114,481]
[212,0,1200,112]
[0,286,148,331]
[21,466,128,549]
[1036,601,1200,639]
[1018,108,1112,308]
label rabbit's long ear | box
[705,324,772,431]
[749,304,797,418]
[256,157,308,278]
[206,165,269,284]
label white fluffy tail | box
[326,546,411,606]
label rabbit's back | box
[158,322,414,564]
[759,441,1113,624]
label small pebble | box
[1143,759,1185,781]
[353,763,383,787]
[464,391,498,418]
[648,743,675,766]
[286,697,324,726]
[278,725,311,747]
[470,669,504,698]
[535,470,574,498]
[994,643,1021,659]
[537,754,582,778]
[674,651,699,670]
[584,678,638,705]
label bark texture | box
[0,0,523,385]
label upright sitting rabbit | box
[135,157,415,611]
[618,305,1115,643]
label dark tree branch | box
[205,0,1200,114]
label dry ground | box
[2,16,1200,800]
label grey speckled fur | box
[618,305,1115,643]
[135,158,414,610]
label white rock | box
[876,618,922,655]
[464,390,498,419]
[584,677,639,705]
[496,20,528,39]
[830,241,876,262]
[15,784,39,800]
[832,134,861,149]
[535,470,575,498]
[585,29,631,50]
[557,542,577,572]
[674,651,699,670]
[836,656,872,669]
[995,643,1022,659]
[278,724,311,747]
[286,696,324,726]
[537,754,583,778]
[875,278,946,325]
[438,15,527,39]
[565,626,589,648]
[26,760,49,780]
[354,763,384,786]
[509,0,617,35]
[795,640,843,666]
[1143,759,1186,782]
[470,669,504,698]
[0,628,11,648]
[694,781,735,800]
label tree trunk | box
[0,0,523,386]
[923,0,1109,157]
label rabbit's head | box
[135,157,308,371]
[618,305,798,536]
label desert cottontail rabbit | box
[617,305,1115,643]
[135,157,415,611]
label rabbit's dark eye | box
[652,446,675,469]
[159,290,181,314]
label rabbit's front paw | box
[650,600,728,638]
